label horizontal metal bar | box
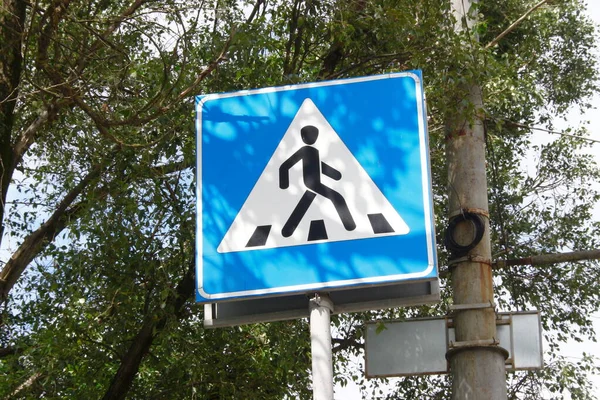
[449,302,495,311]
[449,338,499,348]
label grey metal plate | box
[204,279,439,328]
[366,311,542,377]
[366,318,448,377]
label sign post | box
[309,294,334,400]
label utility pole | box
[445,1,508,398]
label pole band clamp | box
[449,338,499,348]
[446,342,509,361]
[449,301,496,312]
[447,255,492,267]
[309,293,334,312]
[449,207,489,219]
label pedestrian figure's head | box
[301,125,319,145]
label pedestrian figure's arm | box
[279,150,303,189]
[321,162,341,181]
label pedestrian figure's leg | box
[313,185,356,231]
[282,191,317,237]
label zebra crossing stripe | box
[368,213,395,234]
[245,225,271,248]
[307,220,328,241]
[244,214,396,249]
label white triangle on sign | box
[217,98,409,253]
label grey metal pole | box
[309,293,334,400]
[446,1,509,399]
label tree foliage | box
[0,0,599,398]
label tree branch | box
[176,29,235,100]
[75,0,150,75]
[36,0,72,74]
[332,336,363,353]
[494,249,600,268]
[0,346,22,358]
[0,154,191,301]
[11,101,62,167]
[316,0,369,80]
[67,29,235,148]
[0,0,28,246]
[0,163,103,299]
[101,258,195,400]
[485,0,550,49]
[5,372,43,400]
[150,160,192,176]
[491,116,600,144]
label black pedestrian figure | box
[279,125,356,237]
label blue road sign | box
[196,71,437,302]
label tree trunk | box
[0,0,27,243]
[102,259,195,400]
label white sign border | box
[196,72,436,301]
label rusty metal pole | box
[445,1,509,399]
